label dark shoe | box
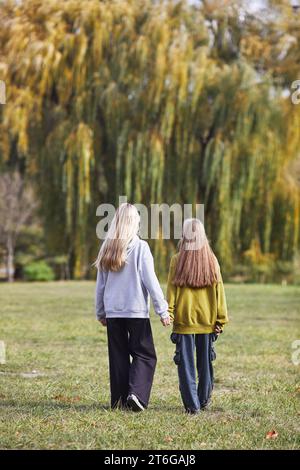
[127,394,145,412]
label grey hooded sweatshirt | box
[95,236,168,320]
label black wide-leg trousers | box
[106,318,157,409]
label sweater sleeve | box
[166,256,177,321]
[216,274,229,329]
[140,243,169,318]
[95,269,107,320]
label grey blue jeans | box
[171,333,216,412]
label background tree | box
[0,0,299,280]
[0,172,37,281]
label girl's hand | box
[214,323,222,335]
[161,315,171,327]
[99,318,107,327]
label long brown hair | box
[172,218,220,288]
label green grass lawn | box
[0,281,299,450]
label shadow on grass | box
[0,400,227,417]
[0,399,186,414]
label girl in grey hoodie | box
[95,203,170,411]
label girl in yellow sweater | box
[167,218,229,414]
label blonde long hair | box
[172,218,220,288]
[94,203,140,272]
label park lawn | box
[0,281,299,450]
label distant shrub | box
[227,263,252,283]
[240,240,300,284]
[243,238,275,283]
[23,261,55,281]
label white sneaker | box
[127,394,145,412]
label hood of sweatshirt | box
[126,235,140,257]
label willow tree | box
[0,0,299,278]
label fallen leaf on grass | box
[165,436,173,443]
[53,395,81,403]
[53,395,68,402]
[71,396,81,402]
[266,430,278,439]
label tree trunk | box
[6,237,15,282]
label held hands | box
[160,315,171,327]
